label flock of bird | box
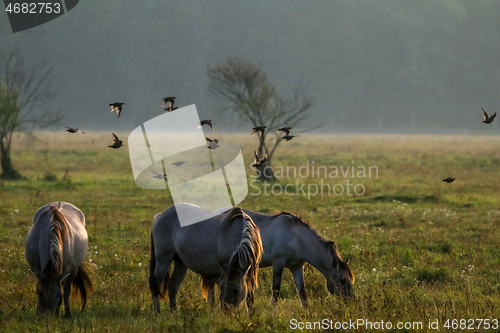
[441,107,496,184]
[66,97,182,150]
[64,97,297,180]
[65,103,495,183]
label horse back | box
[242,210,308,267]
[26,202,88,276]
[32,202,85,227]
[152,204,248,277]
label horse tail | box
[72,261,93,311]
[149,230,170,299]
[49,204,69,275]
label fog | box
[1,0,499,134]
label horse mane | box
[271,211,355,283]
[48,205,69,276]
[224,207,263,293]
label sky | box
[1,0,499,134]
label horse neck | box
[295,224,334,276]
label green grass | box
[1,132,500,332]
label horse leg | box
[63,272,76,318]
[214,280,222,306]
[168,260,188,311]
[271,263,285,306]
[150,254,174,314]
[246,278,255,315]
[202,276,216,305]
[290,266,308,307]
[207,285,215,305]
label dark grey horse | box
[149,204,263,312]
[202,207,355,307]
[25,202,92,317]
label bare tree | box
[207,57,313,180]
[0,47,60,179]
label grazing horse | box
[25,202,92,317]
[149,204,263,313]
[201,207,355,307]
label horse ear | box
[59,271,71,284]
[218,261,228,275]
[42,261,53,276]
[29,268,43,280]
[346,258,350,265]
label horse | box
[25,202,92,317]
[149,204,263,313]
[200,206,355,307]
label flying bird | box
[65,127,85,134]
[152,170,168,181]
[442,177,455,183]
[165,106,179,112]
[481,107,496,124]
[162,96,176,109]
[206,137,219,150]
[277,127,292,136]
[282,135,295,141]
[252,126,267,139]
[252,150,267,168]
[198,119,215,131]
[108,133,123,149]
[109,102,125,117]
[172,161,185,167]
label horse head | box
[217,210,263,310]
[32,262,70,316]
[325,258,354,300]
[217,258,250,309]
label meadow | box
[1,132,500,332]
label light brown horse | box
[149,204,263,313]
[202,207,355,307]
[25,202,92,317]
